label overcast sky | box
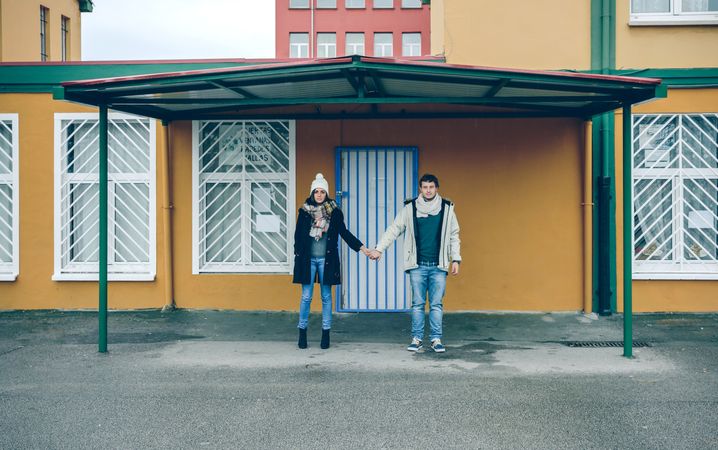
[81,0,275,61]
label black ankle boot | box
[320,329,330,349]
[298,328,307,349]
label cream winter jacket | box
[375,198,461,272]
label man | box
[369,174,461,353]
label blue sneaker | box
[430,339,446,353]
[407,337,422,352]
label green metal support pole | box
[623,103,633,358]
[99,104,108,353]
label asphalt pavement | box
[1,309,717,449]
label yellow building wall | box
[439,0,590,70]
[616,0,718,69]
[430,0,444,57]
[169,118,585,311]
[0,93,167,309]
[0,93,587,312]
[0,0,83,62]
[615,88,718,313]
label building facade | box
[275,0,431,58]
[432,0,718,313]
[0,1,716,314]
[0,0,92,62]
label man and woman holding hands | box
[293,172,461,352]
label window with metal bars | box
[0,115,19,281]
[192,121,295,274]
[632,113,718,279]
[54,114,156,281]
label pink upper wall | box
[275,0,431,58]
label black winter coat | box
[292,207,363,285]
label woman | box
[293,173,369,349]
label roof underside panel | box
[57,56,663,120]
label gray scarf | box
[415,194,442,218]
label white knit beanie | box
[310,173,329,195]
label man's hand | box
[451,262,460,275]
[360,246,371,257]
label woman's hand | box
[360,246,371,257]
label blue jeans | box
[408,265,447,341]
[298,257,333,330]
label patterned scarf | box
[302,199,337,240]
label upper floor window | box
[317,33,337,58]
[289,33,309,58]
[40,6,49,61]
[374,0,393,7]
[346,0,365,8]
[317,0,336,8]
[401,0,422,8]
[402,33,421,56]
[61,16,70,61]
[374,33,393,57]
[346,33,365,55]
[289,0,310,8]
[630,0,718,25]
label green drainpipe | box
[591,0,616,315]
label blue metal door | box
[335,147,418,312]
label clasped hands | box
[359,246,460,275]
[359,246,382,260]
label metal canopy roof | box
[56,55,664,121]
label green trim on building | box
[0,62,267,93]
[577,68,718,87]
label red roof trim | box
[59,56,661,88]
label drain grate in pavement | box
[561,340,652,348]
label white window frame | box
[402,32,421,56]
[289,33,309,58]
[630,0,718,25]
[632,113,718,280]
[374,32,393,57]
[317,33,337,58]
[401,0,422,8]
[316,0,337,8]
[346,32,365,55]
[0,114,19,281]
[192,120,296,274]
[53,113,157,281]
[346,0,365,8]
[373,0,393,8]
